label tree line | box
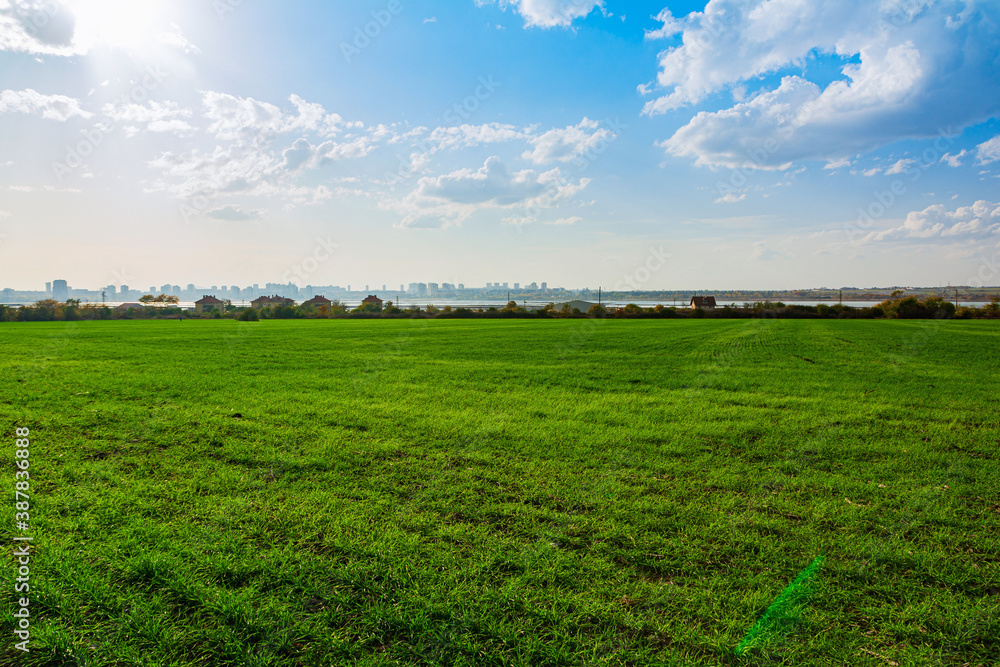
[1,294,998,323]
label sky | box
[1,0,999,292]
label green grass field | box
[2,318,998,666]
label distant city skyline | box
[1,1,999,290]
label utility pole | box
[101,290,106,304]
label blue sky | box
[1,0,999,291]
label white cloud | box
[550,216,581,225]
[885,159,914,175]
[0,89,91,121]
[522,118,612,164]
[715,193,746,204]
[1,1,198,56]
[823,158,852,170]
[392,155,590,227]
[426,123,528,152]
[147,92,375,208]
[153,23,200,54]
[280,136,375,171]
[645,8,682,40]
[864,200,1000,242]
[940,150,967,167]
[102,100,194,136]
[206,205,266,221]
[651,1,1000,168]
[201,92,345,144]
[148,145,278,199]
[0,1,78,56]
[977,136,1000,165]
[476,0,605,28]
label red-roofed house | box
[689,296,717,310]
[251,295,295,310]
[302,295,332,308]
[195,295,225,315]
[361,295,383,311]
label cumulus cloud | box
[147,91,377,208]
[0,0,78,55]
[645,8,682,40]
[0,89,91,121]
[206,205,266,221]
[280,136,375,171]
[148,144,278,199]
[426,123,528,153]
[392,155,590,227]
[102,100,194,136]
[475,0,605,28]
[522,118,613,164]
[202,92,347,144]
[977,136,1000,165]
[940,150,967,167]
[650,0,1000,168]
[864,200,1000,242]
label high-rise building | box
[52,279,69,301]
[45,282,51,294]
[514,283,520,290]
[541,282,548,290]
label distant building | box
[115,302,144,312]
[689,296,717,310]
[52,279,69,301]
[301,295,332,308]
[361,295,384,310]
[251,295,294,309]
[195,295,225,315]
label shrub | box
[238,308,260,322]
[587,304,607,318]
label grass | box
[1,318,998,666]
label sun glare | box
[65,0,175,54]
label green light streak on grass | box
[735,555,825,656]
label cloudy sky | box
[1,0,999,291]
